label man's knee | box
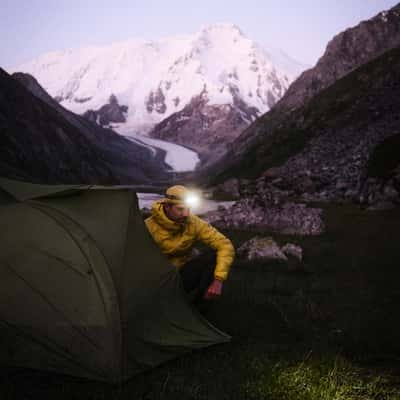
[179,250,216,293]
[192,249,216,265]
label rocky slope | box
[0,69,171,184]
[204,47,400,217]
[83,95,128,127]
[205,4,400,180]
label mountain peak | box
[10,24,303,136]
[198,22,245,38]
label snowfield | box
[124,134,200,172]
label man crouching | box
[145,185,235,304]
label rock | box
[344,189,357,199]
[393,166,400,184]
[209,178,241,200]
[295,176,315,194]
[281,243,303,262]
[262,167,281,179]
[201,197,325,235]
[83,94,128,127]
[335,179,349,190]
[383,184,399,199]
[271,177,283,185]
[299,193,320,202]
[146,87,167,114]
[367,200,396,211]
[237,236,288,263]
[219,178,241,199]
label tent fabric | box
[0,177,230,383]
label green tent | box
[0,177,230,383]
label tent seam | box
[3,261,103,350]
[27,201,118,318]
[26,200,122,378]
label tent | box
[0,177,230,383]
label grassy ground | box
[1,204,400,399]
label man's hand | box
[204,279,223,300]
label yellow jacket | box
[145,200,235,281]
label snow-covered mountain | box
[10,23,305,138]
[261,44,309,80]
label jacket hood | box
[150,199,190,232]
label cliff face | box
[0,69,170,184]
[276,3,400,112]
[83,94,128,127]
[149,89,260,166]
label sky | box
[1,0,399,70]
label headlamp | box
[184,192,201,208]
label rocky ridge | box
[253,48,400,209]
[0,69,170,184]
[83,94,128,127]
[149,88,260,166]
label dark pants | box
[179,250,216,303]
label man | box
[145,185,235,303]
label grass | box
[242,353,400,400]
[1,204,400,399]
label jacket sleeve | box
[194,216,235,281]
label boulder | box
[295,176,315,194]
[383,184,399,200]
[335,179,349,190]
[262,167,281,179]
[281,243,303,262]
[220,178,241,198]
[367,200,396,211]
[202,198,325,235]
[237,236,288,263]
[210,178,241,200]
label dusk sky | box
[1,0,398,70]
